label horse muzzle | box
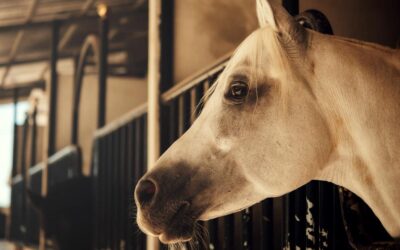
[134,177,200,244]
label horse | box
[135,0,400,244]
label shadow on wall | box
[300,0,400,47]
[174,0,258,82]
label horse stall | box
[1,0,399,250]
[1,0,148,249]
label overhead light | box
[97,3,109,19]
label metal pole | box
[20,115,29,243]
[147,0,162,249]
[47,20,60,156]
[98,4,109,128]
[11,89,19,177]
[30,103,38,167]
[40,20,60,250]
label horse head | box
[135,0,334,244]
[135,0,400,244]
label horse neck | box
[308,31,400,238]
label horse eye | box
[228,81,249,101]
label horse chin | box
[137,202,198,244]
[158,226,194,244]
[160,207,196,244]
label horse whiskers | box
[192,222,209,250]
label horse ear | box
[256,0,278,29]
[256,0,306,44]
[27,190,45,212]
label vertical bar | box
[148,0,163,246]
[233,212,243,250]
[272,197,284,250]
[47,20,59,156]
[11,89,19,177]
[252,203,263,250]
[29,105,38,167]
[126,122,135,250]
[190,88,197,124]
[120,126,127,249]
[135,118,144,250]
[293,186,307,250]
[106,134,113,248]
[98,7,108,128]
[262,199,273,250]
[243,208,252,250]
[20,116,29,243]
[305,182,317,249]
[217,217,226,249]
[178,96,184,136]
[113,131,120,249]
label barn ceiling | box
[0,0,148,94]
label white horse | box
[135,0,400,244]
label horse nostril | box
[136,179,157,206]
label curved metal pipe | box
[71,35,103,145]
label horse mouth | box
[139,201,198,244]
[159,202,195,244]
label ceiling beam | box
[0,80,45,100]
[0,43,127,67]
[0,0,41,86]
[0,4,141,33]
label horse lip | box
[157,201,197,244]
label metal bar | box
[29,104,38,167]
[233,212,243,250]
[262,199,273,250]
[126,122,135,250]
[252,203,263,250]
[20,115,29,243]
[120,125,128,249]
[217,217,226,249]
[47,20,60,156]
[98,7,109,128]
[106,134,113,248]
[71,35,100,144]
[112,131,119,249]
[11,89,19,177]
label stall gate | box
[92,107,148,250]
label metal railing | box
[92,104,148,250]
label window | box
[0,102,28,208]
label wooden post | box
[147,0,161,249]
